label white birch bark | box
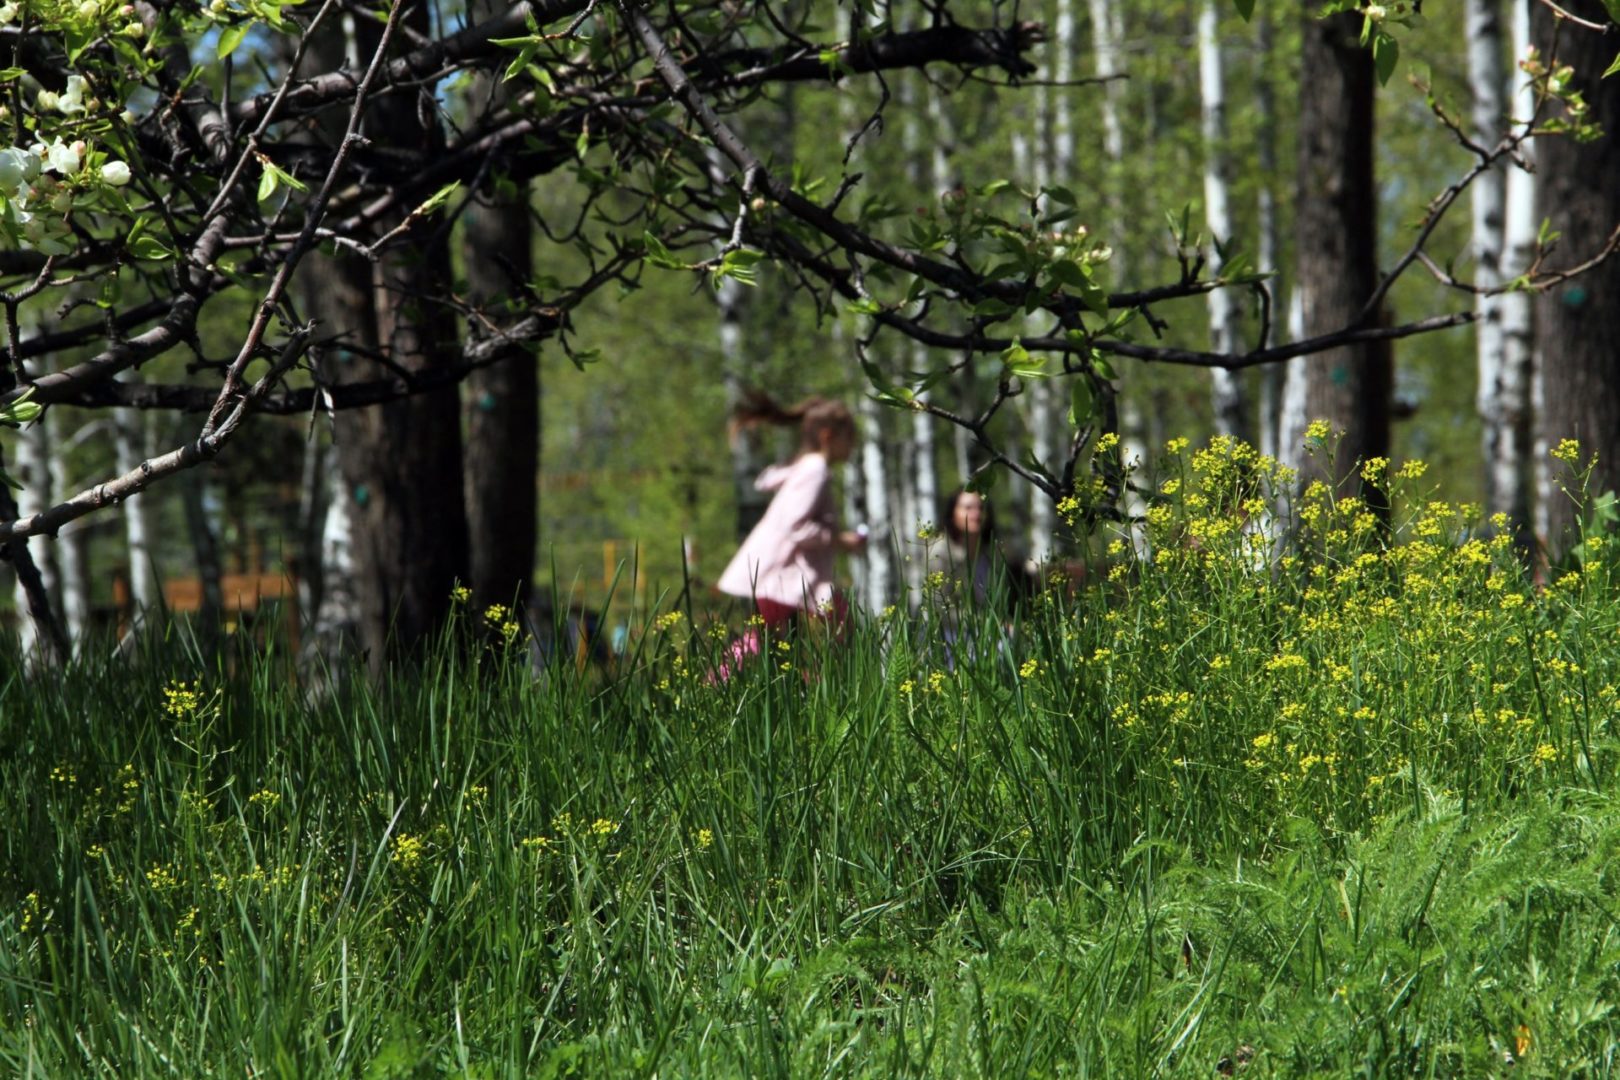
[925,85,974,485]
[46,411,89,645]
[1278,292,1310,484]
[1468,0,1525,539]
[1256,12,1284,462]
[1090,0,1148,553]
[900,68,937,594]
[1199,0,1248,442]
[306,458,360,665]
[1024,25,1058,563]
[10,412,54,659]
[840,6,893,612]
[1500,0,1539,544]
[114,384,160,626]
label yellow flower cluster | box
[162,679,203,720]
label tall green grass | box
[4,437,1620,1076]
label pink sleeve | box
[767,457,835,550]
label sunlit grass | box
[4,436,1620,1076]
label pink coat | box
[717,453,838,609]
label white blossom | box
[100,160,131,186]
[45,139,83,175]
[0,147,33,190]
[58,75,87,115]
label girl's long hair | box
[731,390,854,455]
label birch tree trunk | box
[1256,12,1285,463]
[114,391,161,620]
[306,455,360,665]
[840,6,893,612]
[1468,0,1532,546]
[1088,0,1149,552]
[901,67,940,598]
[10,414,55,658]
[1021,20,1058,563]
[1199,0,1249,442]
[1499,0,1539,547]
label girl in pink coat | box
[717,393,867,631]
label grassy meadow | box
[6,437,1620,1076]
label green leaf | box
[0,386,40,428]
[1604,51,1620,79]
[641,231,684,270]
[266,162,307,194]
[414,181,461,217]
[567,347,602,372]
[128,234,173,261]
[257,166,278,202]
[217,21,250,59]
[1068,378,1095,427]
[1232,0,1255,20]
[1372,31,1399,87]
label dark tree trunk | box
[344,13,467,658]
[462,36,538,615]
[1532,0,1620,555]
[302,15,468,660]
[1294,4,1386,494]
[181,471,224,639]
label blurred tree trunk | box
[297,21,372,664]
[462,0,537,616]
[1531,0,1619,555]
[332,12,469,658]
[1292,3,1385,494]
[1200,0,1249,443]
[181,471,224,637]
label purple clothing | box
[717,453,838,609]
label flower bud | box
[77,0,99,19]
[100,160,131,186]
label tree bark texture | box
[332,12,469,658]
[1294,4,1386,494]
[1531,0,1620,554]
[461,41,538,616]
